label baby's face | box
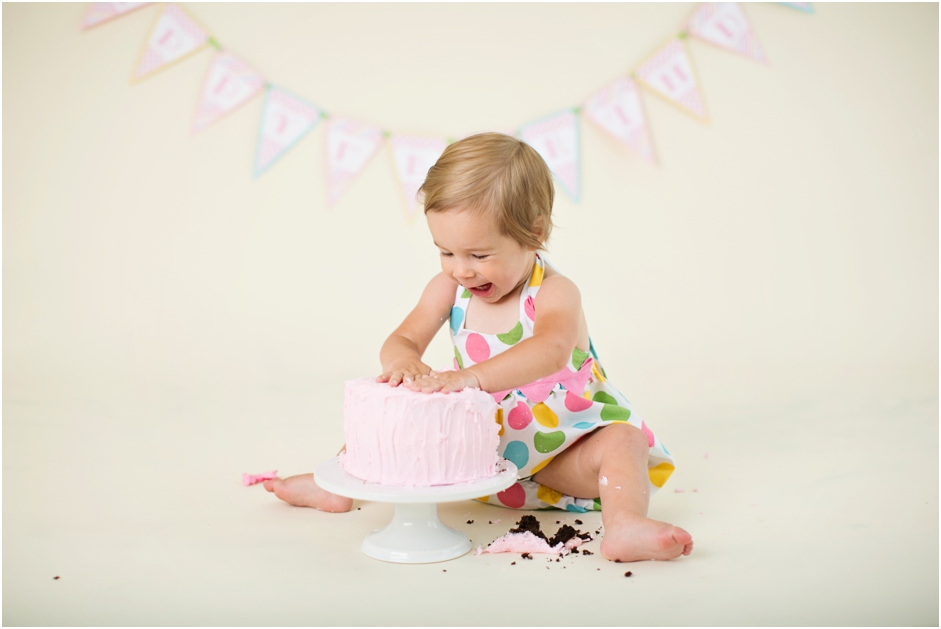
[427,207,535,306]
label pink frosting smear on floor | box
[242,470,277,486]
[475,531,582,557]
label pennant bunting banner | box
[519,110,582,202]
[390,135,448,220]
[584,76,656,164]
[86,2,810,217]
[192,51,266,134]
[131,3,209,83]
[254,87,323,177]
[635,38,709,122]
[686,3,767,64]
[325,117,386,208]
[82,2,150,30]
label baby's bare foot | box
[263,474,353,512]
[600,514,693,562]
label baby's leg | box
[263,474,353,512]
[532,424,692,562]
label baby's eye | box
[472,254,489,260]
[439,251,453,257]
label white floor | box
[3,381,938,626]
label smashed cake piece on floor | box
[476,515,593,557]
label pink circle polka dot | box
[564,390,594,412]
[507,401,533,430]
[524,295,536,321]
[641,421,655,447]
[465,333,491,363]
[497,482,526,509]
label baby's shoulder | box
[536,268,581,306]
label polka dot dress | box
[451,254,676,512]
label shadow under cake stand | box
[315,457,518,564]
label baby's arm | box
[376,272,456,386]
[408,275,582,393]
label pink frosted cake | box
[339,377,501,486]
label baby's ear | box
[531,216,547,246]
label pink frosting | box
[340,378,500,486]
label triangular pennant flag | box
[192,51,266,134]
[81,2,150,30]
[778,2,814,13]
[325,117,385,208]
[254,86,322,176]
[131,3,209,83]
[686,3,767,64]
[389,135,447,220]
[584,76,656,164]
[635,38,709,122]
[518,110,581,202]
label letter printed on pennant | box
[390,135,447,220]
[635,39,708,122]
[254,86,323,176]
[584,77,655,164]
[132,4,208,81]
[519,110,581,202]
[686,3,767,63]
[325,117,385,208]
[192,51,266,134]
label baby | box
[265,132,693,562]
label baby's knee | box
[598,422,648,455]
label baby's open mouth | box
[469,283,493,295]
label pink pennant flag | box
[325,117,386,208]
[686,3,767,64]
[131,3,209,83]
[192,51,266,134]
[635,39,709,122]
[518,110,581,202]
[254,86,323,176]
[81,2,150,30]
[390,135,447,220]
[584,77,656,164]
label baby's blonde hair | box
[419,133,554,251]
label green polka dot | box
[454,346,464,369]
[600,404,631,422]
[572,347,590,370]
[462,288,471,298]
[592,391,618,405]
[496,321,523,345]
[593,497,602,510]
[534,430,566,453]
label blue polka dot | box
[502,440,529,470]
[565,503,588,513]
[449,307,464,334]
[661,443,670,456]
[573,422,596,430]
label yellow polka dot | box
[648,462,675,488]
[495,408,504,437]
[529,263,544,287]
[592,361,606,383]
[530,456,555,475]
[536,484,563,505]
[583,391,591,400]
[532,402,558,428]
[475,495,490,502]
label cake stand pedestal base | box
[315,457,518,564]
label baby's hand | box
[404,369,481,394]
[377,360,432,387]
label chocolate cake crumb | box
[582,550,593,556]
[555,558,560,562]
[571,548,580,554]
[509,515,549,543]
[467,520,474,524]
[443,569,447,572]
[556,520,560,524]
[511,561,516,565]
[357,507,361,510]
[574,519,583,525]
[624,571,633,577]
[614,559,622,563]
[521,552,533,560]
[577,532,593,541]
[547,524,578,547]
[53,576,60,580]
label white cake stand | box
[315,457,518,564]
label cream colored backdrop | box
[4,4,937,420]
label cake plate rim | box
[314,456,518,504]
